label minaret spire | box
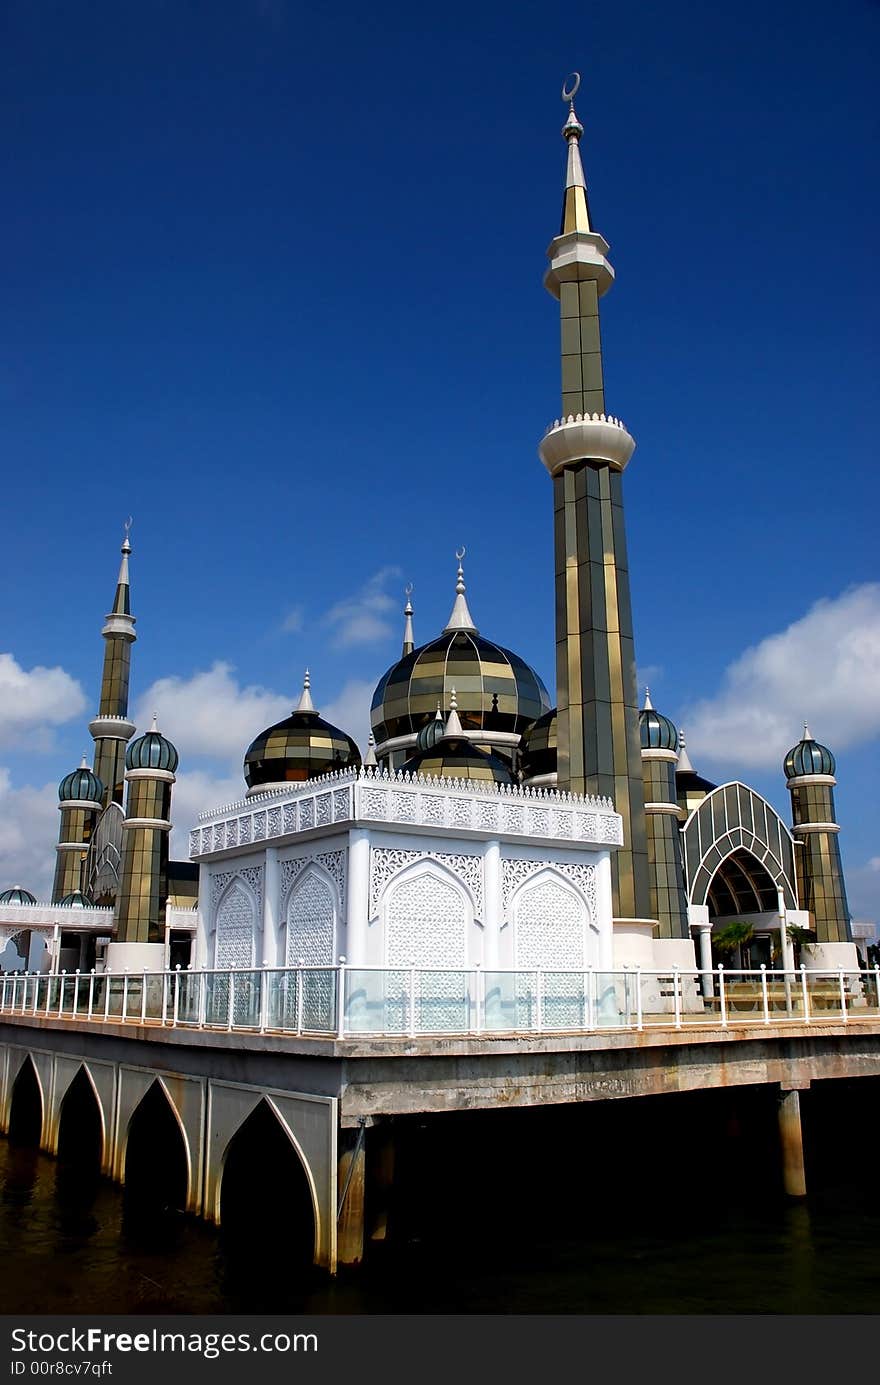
[297,669,316,713]
[560,74,592,235]
[443,548,478,634]
[402,585,415,656]
[444,688,463,738]
[89,521,138,808]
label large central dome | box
[370,560,551,767]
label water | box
[2,1135,880,1314]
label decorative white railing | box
[1,965,878,1038]
[0,903,115,932]
[189,766,623,860]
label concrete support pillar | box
[694,923,714,997]
[346,829,370,966]
[778,1087,807,1198]
[337,1120,367,1267]
[366,1119,396,1244]
[482,840,501,970]
[262,846,280,967]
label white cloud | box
[324,567,401,649]
[133,662,291,766]
[281,605,304,634]
[322,679,375,753]
[167,768,246,859]
[684,584,880,769]
[0,653,85,749]
[0,769,58,900]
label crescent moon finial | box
[124,515,133,534]
[562,72,581,104]
[455,545,466,563]
[405,582,413,597]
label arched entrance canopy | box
[681,782,797,911]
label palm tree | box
[712,920,755,970]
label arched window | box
[215,880,256,969]
[514,872,590,971]
[286,868,336,966]
[385,866,467,968]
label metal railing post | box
[586,967,594,1031]
[259,964,269,1034]
[198,970,207,1029]
[536,970,544,1033]
[227,968,236,1031]
[801,965,810,1024]
[474,963,483,1036]
[161,969,169,1026]
[141,969,148,1024]
[87,969,95,1021]
[295,966,304,1035]
[33,976,40,1017]
[718,965,727,1028]
[673,967,682,1030]
[407,963,417,1038]
[761,964,770,1025]
[173,966,181,1028]
[57,971,66,1018]
[122,970,130,1021]
[103,968,111,1021]
[839,969,848,1023]
[635,967,643,1031]
[336,960,347,1040]
[875,964,880,1014]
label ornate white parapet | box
[538,412,635,476]
[88,713,137,742]
[189,767,623,861]
[0,901,115,939]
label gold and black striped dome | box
[371,562,550,750]
[400,736,516,785]
[244,672,361,791]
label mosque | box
[0,81,864,995]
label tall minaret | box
[638,692,689,939]
[110,716,178,970]
[784,725,854,967]
[89,521,137,808]
[538,76,652,929]
[52,757,104,902]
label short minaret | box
[110,716,178,972]
[52,758,104,902]
[89,521,137,808]
[402,586,415,656]
[638,691,689,939]
[784,725,855,967]
[537,76,651,931]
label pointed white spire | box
[443,548,478,634]
[364,733,377,767]
[677,727,694,774]
[560,73,591,234]
[642,686,653,710]
[444,688,463,738]
[79,754,89,769]
[803,721,814,741]
[296,669,316,713]
[402,584,415,655]
[150,712,159,732]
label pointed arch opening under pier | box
[57,1067,104,1175]
[122,1080,189,1230]
[218,1099,317,1304]
[8,1057,42,1147]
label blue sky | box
[1,0,878,918]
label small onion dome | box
[244,671,361,789]
[400,736,516,786]
[784,725,836,780]
[639,690,678,752]
[416,707,446,752]
[0,886,37,905]
[126,717,179,774]
[58,891,93,908]
[59,760,104,804]
[520,708,557,781]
